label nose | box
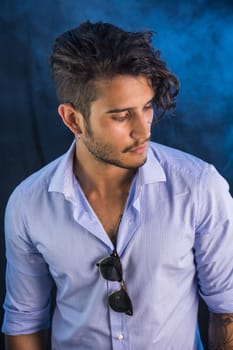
[130,112,152,142]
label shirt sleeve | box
[194,164,233,313]
[2,186,53,335]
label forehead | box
[92,75,154,109]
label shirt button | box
[117,334,124,340]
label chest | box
[88,200,125,243]
[32,182,196,270]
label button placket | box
[107,280,129,349]
[110,311,128,350]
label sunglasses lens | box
[97,252,133,316]
[98,256,122,282]
[109,289,133,316]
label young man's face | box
[80,75,154,169]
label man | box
[2,21,233,350]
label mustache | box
[122,136,151,153]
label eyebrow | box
[105,96,155,114]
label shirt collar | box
[48,140,76,201]
[48,141,166,197]
[138,143,166,185]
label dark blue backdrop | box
[1,1,233,348]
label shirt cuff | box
[200,288,233,313]
[2,302,51,335]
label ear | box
[58,103,83,135]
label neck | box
[74,142,136,198]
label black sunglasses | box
[97,250,133,316]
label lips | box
[129,143,147,154]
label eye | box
[144,103,153,110]
[112,113,130,122]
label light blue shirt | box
[2,141,233,350]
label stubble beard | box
[82,127,148,170]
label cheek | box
[100,121,131,137]
[146,109,154,123]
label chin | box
[97,154,147,169]
[122,157,147,170]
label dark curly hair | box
[50,21,179,121]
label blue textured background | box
[1,1,233,348]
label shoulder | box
[148,141,229,192]
[6,154,64,210]
[149,141,207,176]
